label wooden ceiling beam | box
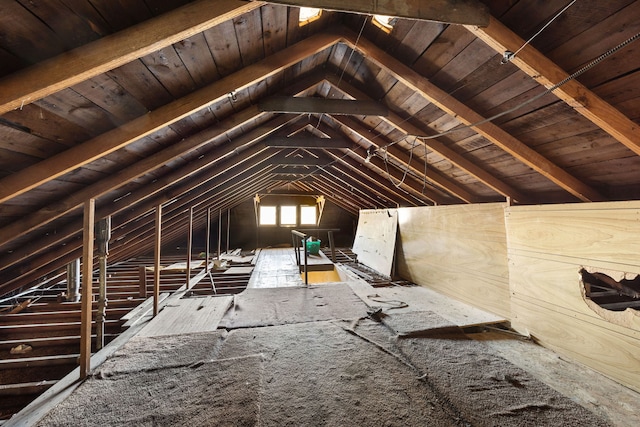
[260,0,489,26]
[323,74,532,203]
[0,0,264,115]
[0,31,340,204]
[259,96,388,116]
[264,136,352,149]
[337,28,605,202]
[274,119,415,207]
[465,16,640,157]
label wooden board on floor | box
[138,296,232,337]
[297,249,334,271]
[352,209,398,277]
[223,266,254,275]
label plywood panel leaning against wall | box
[505,201,640,393]
[395,203,510,319]
[352,209,398,277]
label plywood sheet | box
[396,203,510,318]
[381,310,459,336]
[352,209,398,277]
[138,296,232,337]
[505,201,640,393]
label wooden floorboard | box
[137,296,233,338]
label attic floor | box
[10,249,640,426]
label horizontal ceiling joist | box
[336,28,606,202]
[259,96,388,116]
[465,16,640,156]
[261,0,489,26]
[263,136,352,149]
[271,153,333,166]
[0,31,341,204]
[0,0,264,115]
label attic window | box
[372,15,397,32]
[299,7,322,25]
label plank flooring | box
[247,248,304,288]
[137,296,233,338]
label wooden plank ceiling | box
[0,0,638,296]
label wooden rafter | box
[336,28,605,202]
[0,32,341,204]
[314,121,444,204]
[465,16,640,156]
[0,0,264,115]
[330,115,478,203]
[323,74,531,203]
[260,0,489,26]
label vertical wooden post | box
[328,230,336,262]
[79,199,95,380]
[138,266,147,297]
[206,208,211,272]
[154,204,162,316]
[226,208,231,254]
[217,208,222,260]
[186,206,193,284]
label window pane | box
[259,206,276,225]
[300,205,317,225]
[280,205,297,225]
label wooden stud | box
[79,199,95,380]
[187,206,193,284]
[206,208,211,272]
[154,204,162,317]
[138,266,147,298]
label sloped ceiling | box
[0,0,638,296]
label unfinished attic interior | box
[1,0,640,424]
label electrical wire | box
[377,30,640,150]
[291,24,640,206]
[336,15,368,89]
[502,0,578,64]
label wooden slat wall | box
[505,201,640,393]
[395,203,510,318]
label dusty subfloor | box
[36,283,617,427]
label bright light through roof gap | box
[373,15,397,32]
[299,7,322,25]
